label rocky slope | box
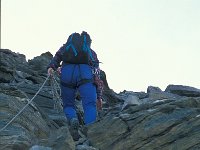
[1,49,200,150]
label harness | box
[60,64,93,89]
[61,33,95,89]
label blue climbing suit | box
[61,64,97,124]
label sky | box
[2,0,200,93]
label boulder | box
[165,84,200,97]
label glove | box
[48,67,54,76]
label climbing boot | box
[69,118,80,141]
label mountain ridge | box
[1,49,200,150]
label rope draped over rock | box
[0,74,51,132]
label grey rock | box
[165,84,200,97]
[0,93,75,150]
[147,86,163,93]
[87,115,128,149]
[87,97,200,149]
[2,49,200,150]
[28,52,52,74]
[29,145,52,150]
[76,144,98,150]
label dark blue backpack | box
[62,32,94,64]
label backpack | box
[62,32,94,64]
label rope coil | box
[50,73,63,112]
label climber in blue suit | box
[47,31,102,127]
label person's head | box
[81,31,92,47]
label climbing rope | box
[50,73,63,112]
[0,70,87,133]
[0,75,50,132]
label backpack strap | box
[60,82,77,89]
[82,35,94,61]
[65,33,78,56]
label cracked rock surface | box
[1,49,200,150]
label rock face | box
[88,96,200,150]
[1,49,200,150]
[0,93,74,150]
[0,49,74,150]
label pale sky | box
[2,0,200,93]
